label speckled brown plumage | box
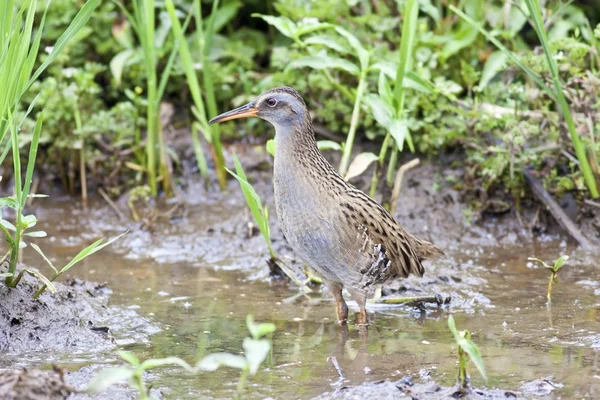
[210,86,443,326]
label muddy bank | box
[315,375,563,400]
[0,267,159,357]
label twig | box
[98,188,125,221]
[389,158,420,215]
[523,169,594,250]
[374,294,450,307]
[584,199,600,209]
[26,177,40,206]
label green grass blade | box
[393,0,418,111]
[522,0,599,198]
[25,0,101,94]
[21,112,43,207]
[164,0,207,124]
[8,111,22,206]
[0,135,11,166]
[53,232,127,280]
[24,267,57,294]
[448,5,557,102]
[157,10,192,102]
[30,243,58,274]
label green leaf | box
[110,49,136,86]
[140,356,195,372]
[252,14,296,39]
[295,20,333,38]
[554,255,569,271]
[0,219,17,232]
[54,232,127,279]
[345,152,379,181]
[317,140,342,151]
[266,139,275,156]
[21,113,43,207]
[286,52,360,76]
[118,351,141,367]
[363,94,393,128]
[24,230,46,238]
[0,197,19,210]
[394,0,418,102]
[197,353,247,371]
[389,119,410,151]
[24,268,56,294]
[243,338,270,375]
[404,71,435,94]
[22,214,37,228]
[226,154,270,247]
[377,71,393,106]
[370,63,435,94]
[441,23,479,60]
[477,51,508,90]
[334,26,369,71]
[25,0,102,94]
[303,34,351,54]
[246,315,275,339]
[448,315,487,382]
[448,5,556,102]
[86,367,134,393]
[457,330,487,381]
[30,243,58,274]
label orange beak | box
[209,102,258,124]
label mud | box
[0,268,159,357]
[2,145,599,399]
[315,375,563,399]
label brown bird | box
[210,87,443,325]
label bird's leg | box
[327,282,348,325]
[347,288,369,326]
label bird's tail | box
[409,235,444,261]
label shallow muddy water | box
[2,190,597,399]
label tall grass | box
[450,2,599,199]
[165,0,227,190]
[116,0,184,197]
[369,0,419,196]
[0,0,125,293]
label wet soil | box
[315,375,563,399]
[1,146,599,399]
[0,270,157,356]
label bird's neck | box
[273,116,342,190]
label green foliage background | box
[17,0,600,203]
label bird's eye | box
[266,98,277,107]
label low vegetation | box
[87,315,275,399]
[528,254,570,303]
[448,315,487,392]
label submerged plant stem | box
[547,272,554,303]
[235,367,249,399]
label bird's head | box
[209,86,308,130]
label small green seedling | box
[226,153,311,292]
[87,315,276,400]
[199,315,276,398]
[448,315,487,392]
[528,255,569,304]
